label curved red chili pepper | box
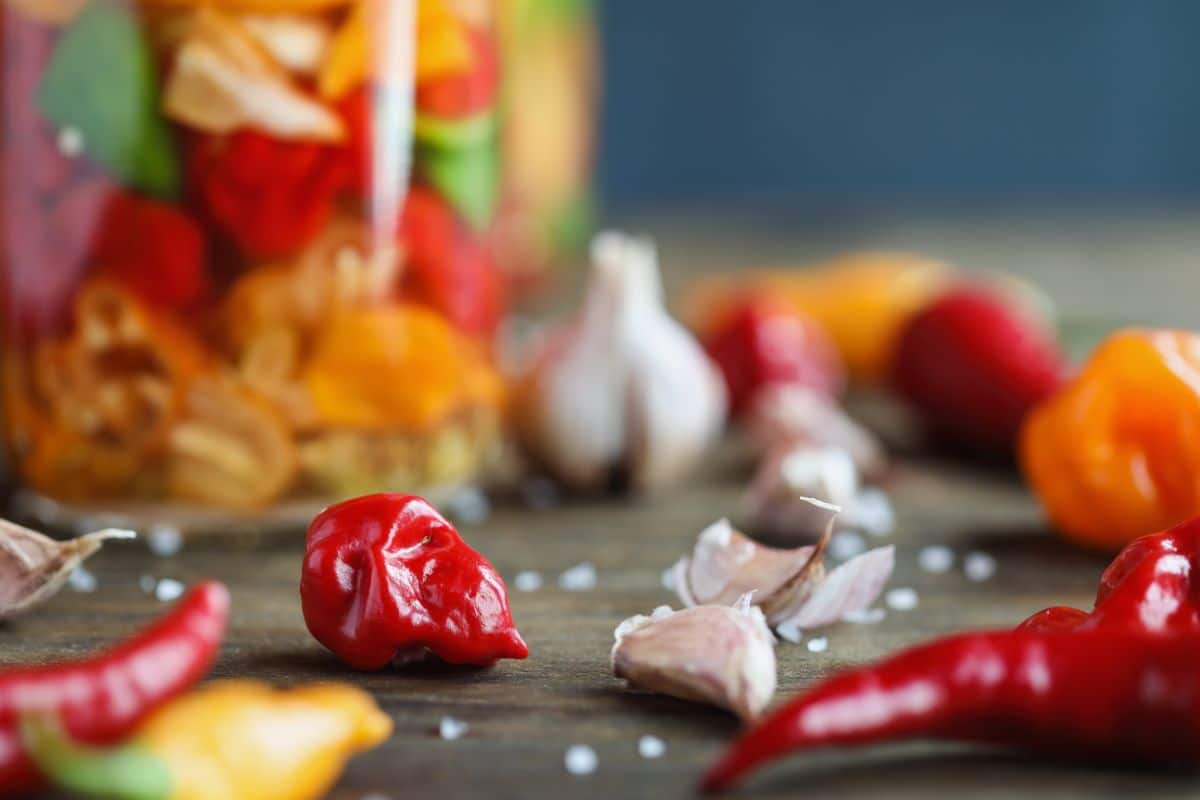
[703,627,1200,791]
[300,494,528,671]
[0,580,229,794]
[1019,516,1200,633]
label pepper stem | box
[20,713,171,800]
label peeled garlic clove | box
[770,545,895,629]
[672,519,821,608]
[0,520,135,618]
[744,385,886,479]
[611,595,776,721]
[239,14,331,75]
[515,232,726,492]
[745,445,858,539]
[164,8,345,142]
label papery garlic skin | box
[744,385,886,479]
[0,521,135,618]
[516,232,727,492]
[673,519,821,608]
[612,594,776,721]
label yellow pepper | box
[319,0,475,100]
[25,680,392,800]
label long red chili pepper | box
[0,580,229,795]
[703,627,1200,791]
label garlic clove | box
[672,501,894,634]
[743,385,886,479]
[672,519,822,608]
[745,442,894,541]
[515,232,726,493]
[239,14,332,76]
[611,594,776,721]
[0,520,135,618]
[163,8,345,142]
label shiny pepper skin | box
[300,494,528,670]
[1021,329,1200,550]
[890,287,1066,454]
[1020,515,1200,633]
[701,299,844,416]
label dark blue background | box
[596,1,1200,208]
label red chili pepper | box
[703,627,1200,791]
[889,287,1066,454]
[702,299,845,416]
[300,493,528,671]
[399,186,503,338]
[0,580,229,795]
[415,27,499,119]
[1019,516,1200,633]
[92,190,208,310]
[187,130,346,259]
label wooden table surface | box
[8,209,1200,799]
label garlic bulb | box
[515,232,727,492]
[745,443,895,540]
[672,507,895,632]
[611,594,776,721]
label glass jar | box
[0,0,505,531]
[496,0,596,292]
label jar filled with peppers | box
[1,0,510,527]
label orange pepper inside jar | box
[0,0,510,524]
[1020,329,1200,551]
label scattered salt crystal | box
[154,578,185,602]
[852,488,895,537]
[886,587,919,611]
[57,126,84,157]
[775,620,803,644]
[438,717,469,740]
[564,744,598,775]
[514,570,543,592]
[447,487,490,525]
[806,637,828,653]
[964,551,997,583]
[558,562,596,591]
[829,530,866,561]
[139,575,157,594]
[521,477,561,510]
[660,566,676,591]
[918,545,955,574]
[637,735,666,759]
[147,524,183,557]
[68,566,97,593]
[843,608,886,624]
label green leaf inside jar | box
[420,140,498,232]
[37,2,180,199]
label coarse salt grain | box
[964,551,997,583]
[513,570,543,592]
[447,487,490,525]
[843,608,886,624]
[806,637,828,653]
[139,575,157,594]
[829,530,866,561]
[886,587,919,611]
[660,566,676,591]
[637,735,666,759]
[438,717,469,740]
[68,565,97,593]
[775,620,803,644]
[558,562,596,591]
[918,545,955,574]
[147,524,183,557]
[154,578,185,602]
[853,488,895,537]
[564,744,598,775]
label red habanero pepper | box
[300,494,528,671]
[92,191,209,310]
[415,27,498,119]
[188,131,346,259]
[702,299,845,416]
[1019,515,1200,634]
[703,627,1200,791]
[0,580,229,795]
